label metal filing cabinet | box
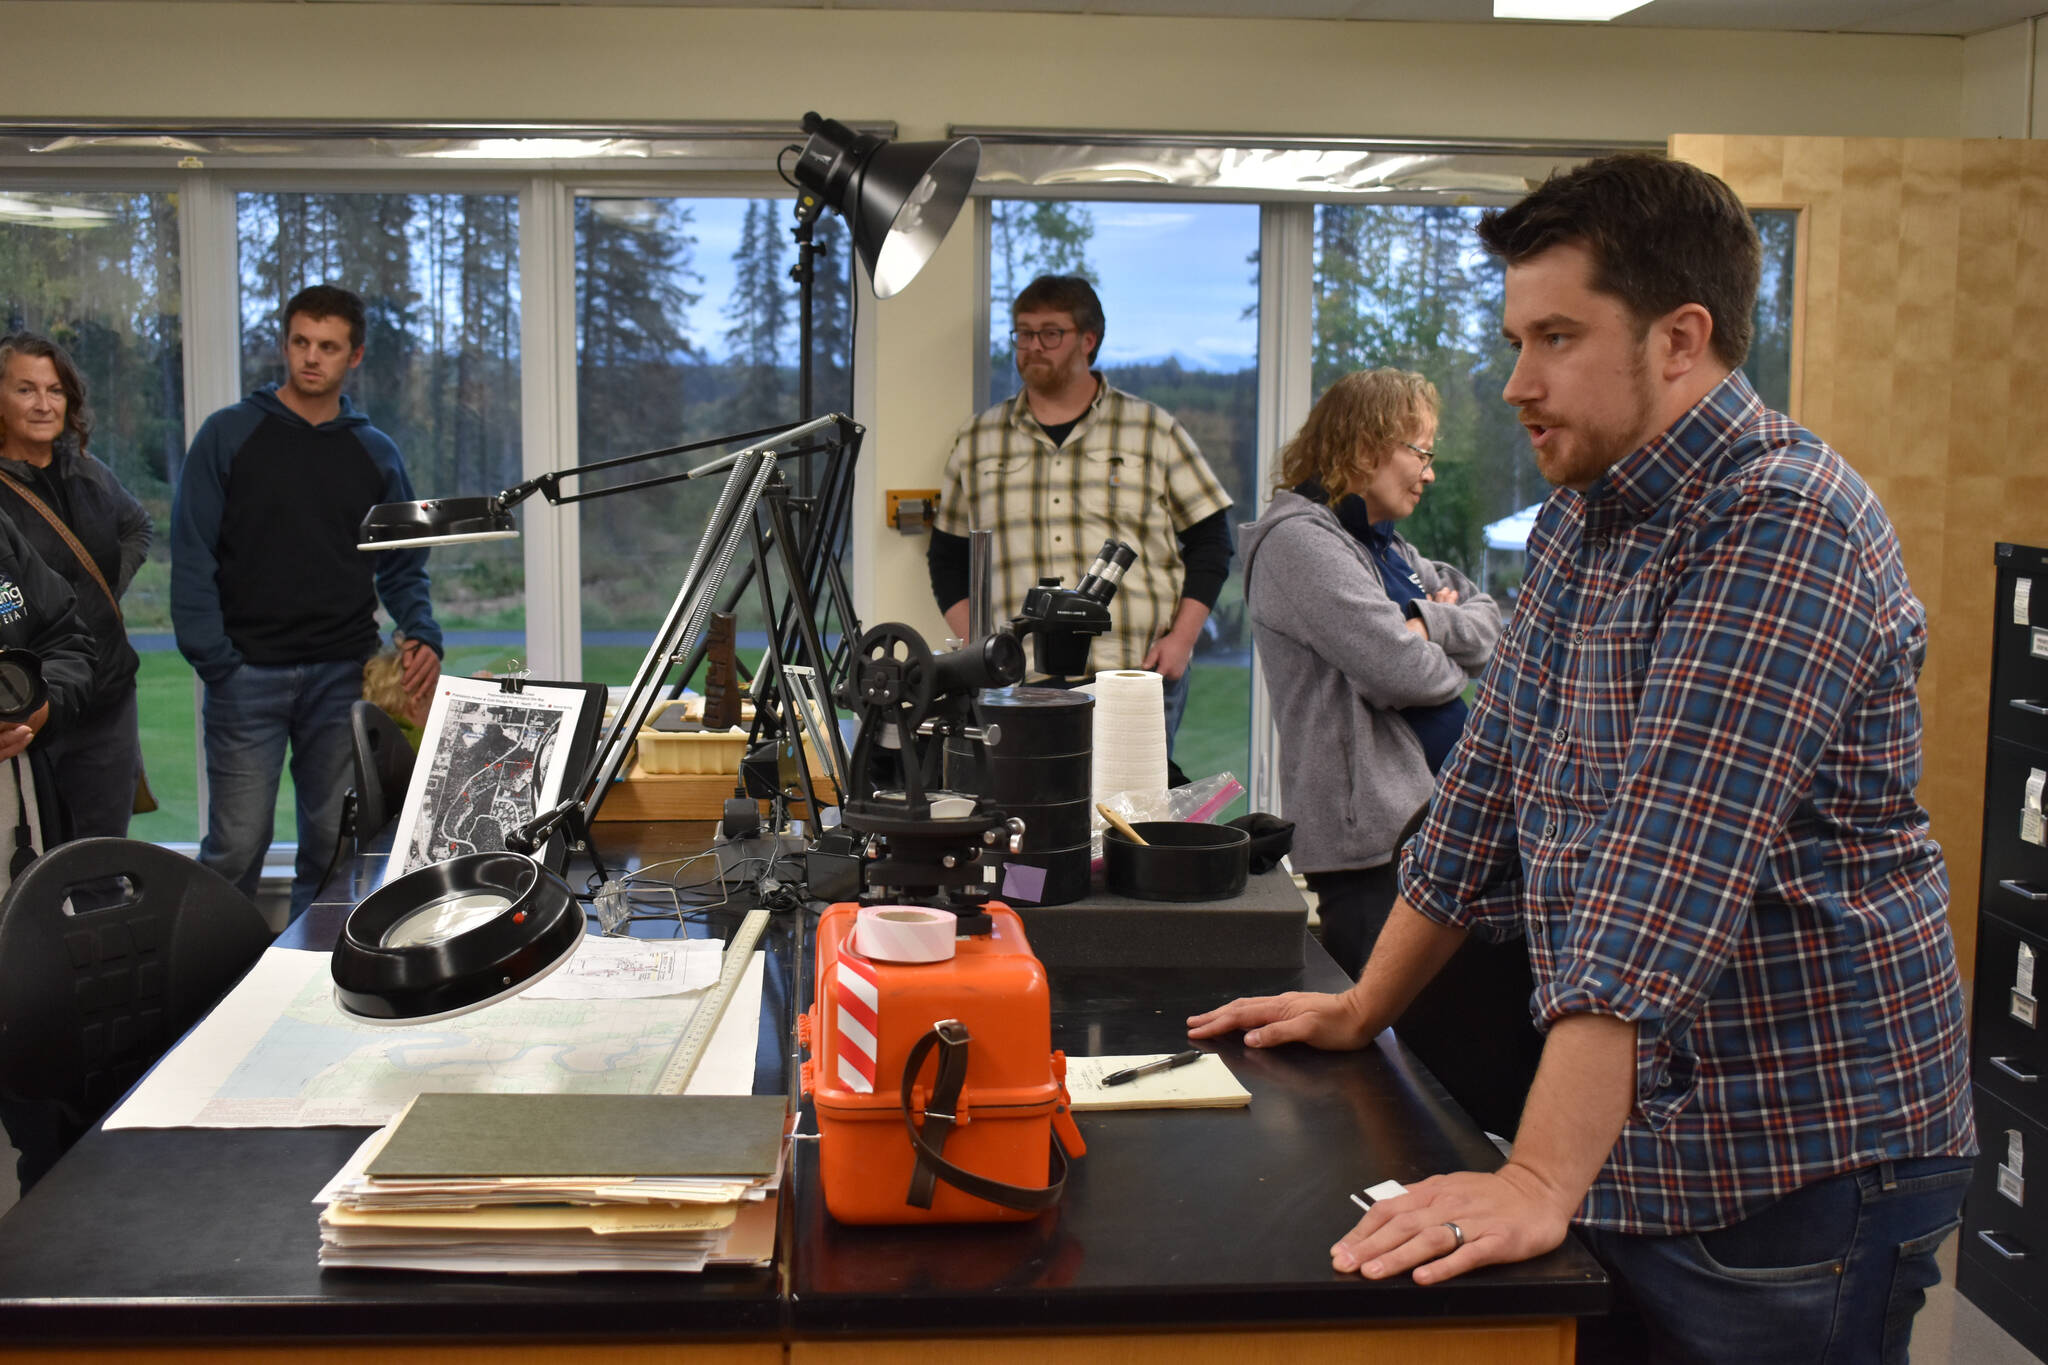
[1959,542,2048,1357]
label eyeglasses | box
[1399,440,1437,468]
[1009,326,1071,349]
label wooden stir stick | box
[1097,804,1149,845]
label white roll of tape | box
[854,905,958,963]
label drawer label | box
[2001,1163,2026,1206]
[2022,942,2038,998]
[2035,626,2048,660]
[2022,576,2036,627]
[2013,988,2039,1028]
[2028,770,2048,848]
[2004,1130,2027,1207]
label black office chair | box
[350,700,416,851]
[0,839,280,1189]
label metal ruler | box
[655,906,772,1094]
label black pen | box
[1102,1049,1202,1086]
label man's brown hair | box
[284,283,367,352]
[1476,153,1760,369]
[1013,274,1104,364]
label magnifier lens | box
[380,890,513,949]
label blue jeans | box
[1161,665,1190,754]
[198,659,363,920]
[1578,1156,1971,1365]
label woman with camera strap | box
[0,332,153,842]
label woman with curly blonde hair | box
[1240,369,1500,976]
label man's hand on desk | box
[1331,1163,1573,1286]
[1185,989,1375,1050]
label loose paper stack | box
[316,1092,788,1273]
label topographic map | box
[104,947,765,1129]
[391,677,589,877]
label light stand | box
[336,415,860,1024]
[668,112,981,801]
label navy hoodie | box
[171,385,441,684]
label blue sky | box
[1048,202,1260,372]
[670,197,1261,373]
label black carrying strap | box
[900,1019,1068,1213]
[9,755,34,879]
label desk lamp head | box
[331,851,583,1025]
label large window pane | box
[237,191,523,840]
[574,196,853,686]
[0,189,190,840]
[1309,204,1798,600]
[986,200,1258,814]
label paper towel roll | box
[1092,669,1169,817]
[854,905,958,963]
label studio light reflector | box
[792,112,979,299]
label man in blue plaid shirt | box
[1192,154,1974,1363]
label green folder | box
[364,1093,789,1179]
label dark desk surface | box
[789,955,1607,1333]
[0,823,1605,1347]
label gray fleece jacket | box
[1241,490,1501,874]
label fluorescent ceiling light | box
[1495,0,1653,18]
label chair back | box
[0,838,279,1140]
[350,700,416,847]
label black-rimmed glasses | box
[1010,326,1070,349]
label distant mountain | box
[1101,347,1257,373]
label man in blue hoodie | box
[172,285,442,919]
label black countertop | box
[789,957,1607,1333]
[0,823,1606,1346]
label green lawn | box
[130,651,204,843]
[1175,660,1252,822]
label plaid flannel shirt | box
[1400,371,1975,1234]
[934,378,1231,672]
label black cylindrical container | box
[982,751,1092,804]
[1104,822,1251,902]
[977,686,1094,753]
[1001,798,1092,851]
[1001,842,1093,906]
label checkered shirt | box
[1400,370,1975,1234]
[934,379,1232,672]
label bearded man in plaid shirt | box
[1191,155,1974,1364]
[927,275,1233,755]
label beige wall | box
[0,3,1978,634]
[1962,19,2035,137]
[0,5,1967,140]
[1675,133,2048,972]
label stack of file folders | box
[316,1092,787,1273]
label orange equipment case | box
[800,901,1084,1224]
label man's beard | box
[1528,343,1655,491]
[1019,348,1085,396]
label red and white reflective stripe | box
[834,952,881,1094]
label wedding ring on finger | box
[1442,1220,1464,1250]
